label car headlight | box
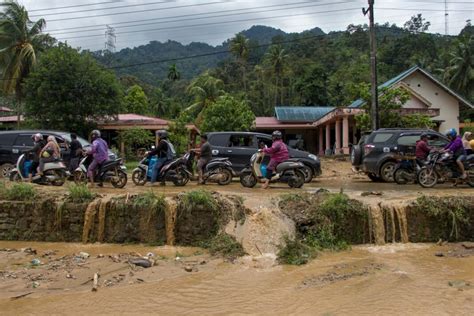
[308,154,318,161]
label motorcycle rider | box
[261,130,289,189]
[443,128,467,179]
[193,134,212,184]
[69,133,83,173]
[37,136,61,178]
[462,132,472,155]
[27,133,46,182]
[415,133,431,162]
[86,130,109,187]
[146,130,174,186]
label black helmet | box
[156,130,168,139]
[272,130,283,140]
[91,129,101,139]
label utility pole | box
[444,0,449,35]
[363,0,379,130]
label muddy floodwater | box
[0,241,473,315]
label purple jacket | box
[444,136,465,155]
[263,139,289,163]
[89,138,109,163]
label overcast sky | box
[19,0,474,51]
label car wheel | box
[0,163,14,178]
[367,173,382,182]
[380,161,396,182]
[301,164,313,183]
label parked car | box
[0,130,117,178]
[351,128,449,182]
[206,132,321,182]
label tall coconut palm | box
[167,63,180,81]
[443,36,474,100]
[0,1,50,127]
[229,33,249,90]
[264,45,289,106]
[186,72,224,121]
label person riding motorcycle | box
[193,134,212,184]
[27,133,46,182]
[415,133,431,162]
[36,136,61,179]
[261,130,289,189]
[443,128,467,179]
[146,130,175,186]
[462,131,472,155]
[86,130,109,187]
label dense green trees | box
[200,94,255,132]
[0,0,53,125]
[23,44,122,136]
[123,85,149,114]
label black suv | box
[206,132,321,181]
[351,128,449,182]
[0,130,116,178]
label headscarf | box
[462,132,472,149]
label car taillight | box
[364,144,375,155]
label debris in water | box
[361,191,383,196]
[128,258,153,268]
[448,280,472,289]
[22,248,37,255]
[434,252,445,257]
[92,273,100,292]
[461,242,474,250]
[184,266,193,272]
[78,252,90,259]
[32,281,40,288]
[97,254,104,258]
[31,259,41,266]
[66,274,76,279]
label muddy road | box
[0,241,473,315]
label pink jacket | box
[263,139,289,163]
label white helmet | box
[32,133,42,141]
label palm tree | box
[167,63,180,81]
[264,45,289,106]
[0,1,51,127]
[229,33,249,90]
[443,36,473,100]
[186,72,224,121]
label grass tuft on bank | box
[201,233,246,259]
[67,184,95,203]
[0,182,37,201]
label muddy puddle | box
[0,241,473,315]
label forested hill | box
[92,25,325,85]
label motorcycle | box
[187,151,234,185]
[240,151,306,188]
[131,153,190,186]
[417,151,474,188]
[9,153,68,186]
[393,155,423,185]
[74,155,128,188]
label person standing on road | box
[193,134,212,184]
[262,130,289,189]
[27,133,46,182]
[69,133,83,173]
[86,130,109,187]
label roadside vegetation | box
[0,182,37,201]
[200,233,246,260]
[66,184,95,203]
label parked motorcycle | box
[393,155,423,185]
[9,153,68,186]
[131,153,190,186]
[187,151,234,185]
[240,151,306,188]
[417,151,474,188]
[74,155,127,188]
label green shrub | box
[201,233,246,259]
[67,184,94,203]
[181,190,217,211]
[3,183,37,201]
[278,236,317,265]
[133,191,167,224]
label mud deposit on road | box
[0,242,473,315]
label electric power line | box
[29,1,123,12]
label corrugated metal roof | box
[348,65,473,109]
[275,106,335,122]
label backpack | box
[163,140,176,160]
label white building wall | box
[401,72,460,132]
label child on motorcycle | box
[261,130,289,189]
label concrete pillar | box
[335,120,341,154]
[342,116,350,154]
[325,123,331,154]
[318,127,324,155]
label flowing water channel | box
[0,241,473,315]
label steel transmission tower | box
[105,25,116,53]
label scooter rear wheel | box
[132,169,147,186]
[288,169,305,188]
[394,168,412,185]
[171,168,189,186]
[111,170,128,188]
[217,168,233,185]
[51,170,66,186]
[240,172,257,188]
[9,171,21,182]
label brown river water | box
[0,241,473,315]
